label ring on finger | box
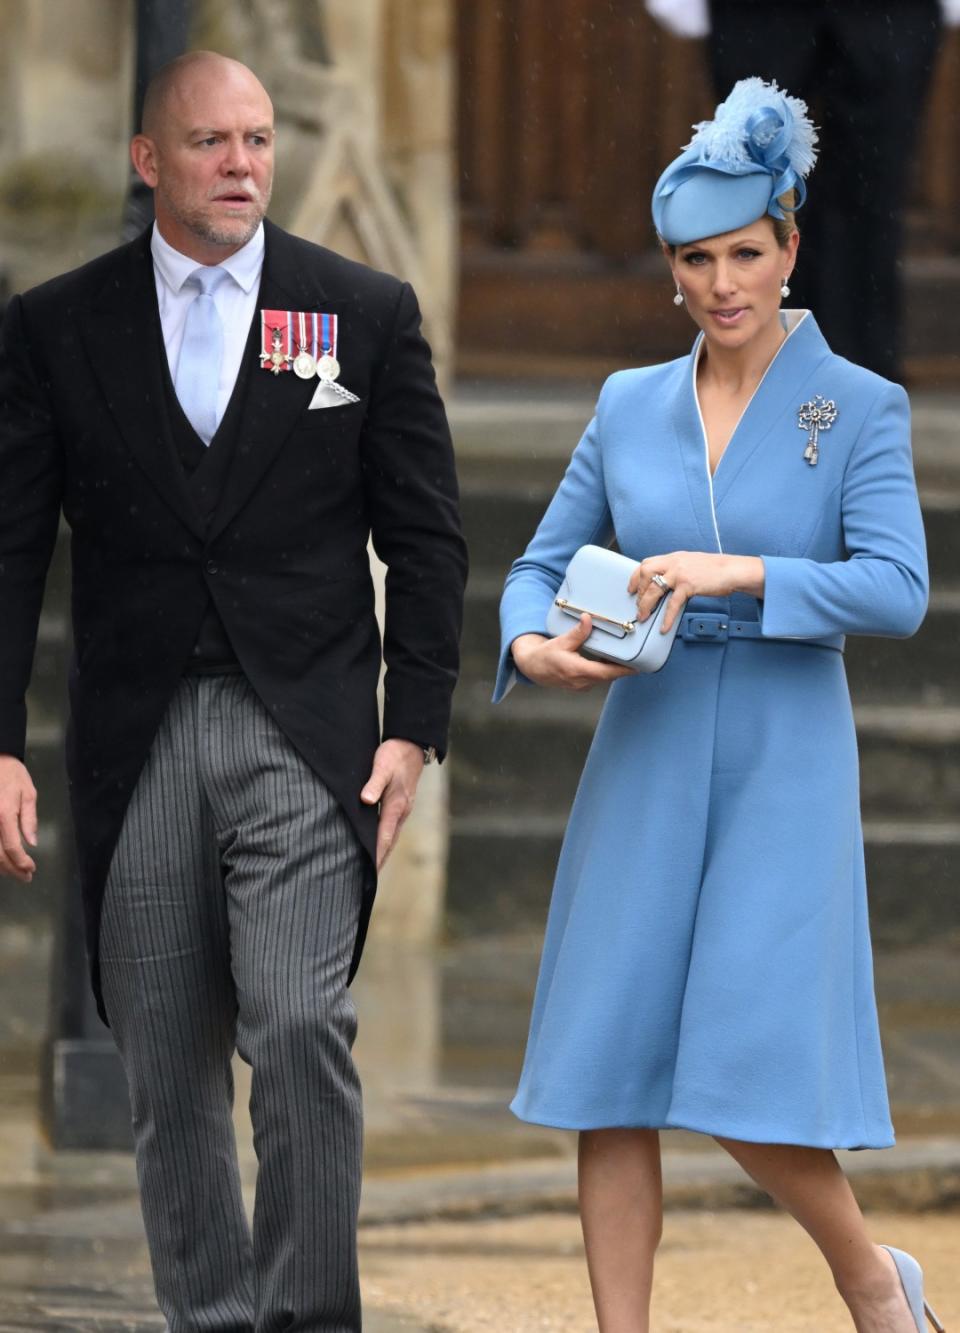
[651,573,671,592]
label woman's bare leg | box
[578,1128,663,1333]
[714,1137,918,1332]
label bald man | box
[0,51,466,1333]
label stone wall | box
[0,0,456,381]
[0,0,131,293]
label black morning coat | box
[0,219,468,1020]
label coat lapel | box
[80,231,206,542]
[671,341,724,553]
[206,221,344,544]
[670,314,834,553]
[710,312,832,508]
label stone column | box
[6,0,135,1150]
[0,1,129,293]
[269,0,457,948]
[369,0,456,946]
[381,0,457,381]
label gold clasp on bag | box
[554,598,636,633]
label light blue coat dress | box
[494,312,928,1149]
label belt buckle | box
[682,614,729,643]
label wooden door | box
[456,5,960,381]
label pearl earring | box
[780,279,791,299]
[673,285,684,307]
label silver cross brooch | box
[797,395,838,467]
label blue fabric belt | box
[678,613,844,652]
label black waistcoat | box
[158,310,261,671]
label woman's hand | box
[512,617,635,692]
[628,553,765,632]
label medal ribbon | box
[320,313,338,359]
[296,311,319,361]
[260,309,293,371]
[259,310,350,390]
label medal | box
[317,352,340,381]
[260,310,293,375]
[267,328,290,375]
[797,395,837,467]
[259,309,355,399]
[316,312,341,382]
[292,311,317,379]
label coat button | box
[205,560,219,575]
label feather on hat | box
[652,78,818,246]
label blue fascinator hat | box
[652,77,818,246]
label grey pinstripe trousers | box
[99,675,365,1333]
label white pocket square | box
[308,380,360,410]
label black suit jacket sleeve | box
[0,295,64,760]
[361,281,467,757]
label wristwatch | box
[422,746,437,765]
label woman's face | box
[666,218,799,352]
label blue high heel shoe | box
[881,1245,946,1332]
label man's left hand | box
[360,739,426,870]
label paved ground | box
[2,929,959,1330]
[3,1151,959,1333]
[3,1096,959,1333]
[449,384,960,482]
[363,1210,960,1333]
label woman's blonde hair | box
[771,189,798,246]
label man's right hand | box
[0,756,38,882]
[511,615,635,692]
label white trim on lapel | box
[691,309,812,552]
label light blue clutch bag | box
[545,545,680,673]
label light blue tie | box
[174,266,229,446]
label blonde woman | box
[495,80,939,1333]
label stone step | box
[15,535,73,931]
[459,473,960,581]
[445,815,960,948]
[844,593,960,702]
[0,819,67,927]
[19,520,72,704]
[14,717,72,927]
[461,579,960,704]
[923,490,960,582]
[855,705,960,818]
[457,256,960,379]
[451,693,960,823]
[866,821,960,948]
[30,611,71,695]
[450,686,597,820]
[450,388,960,472]
[459,477,552,583]
[24,718,66,789]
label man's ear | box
[130,134,159,189]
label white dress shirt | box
[151,222,265,439]
[645,0,708,37]
[645,0,959,36]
